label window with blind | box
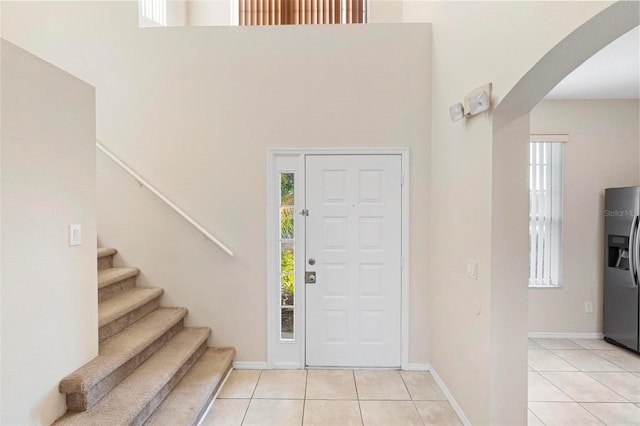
[239,0,366,25]
[139,0,167,26]
[529,136,565,288]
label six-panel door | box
[305,155,402,367]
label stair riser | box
[97,255,114,271]
[130,341,208,426]
[65,320,185,412]
[99,298,161,342]
[98,276,136,302]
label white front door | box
[305,155,402,367]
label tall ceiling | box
[545,26,639,100]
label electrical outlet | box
[585,301,594,314]
[467,260,478,280]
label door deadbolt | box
[305,271,317,284]
[308,258,316,265]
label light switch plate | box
[585,301,594,313]
[69,224,82,246]
[467,260,478,280]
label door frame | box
[266,148,410,369]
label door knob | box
[305,271,317,284]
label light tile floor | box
[202,369,463,426]
[528,338,640,425]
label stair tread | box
[55,327,211,426]
[99,287,164,328]
[97,247,117,259]
[60,308,188,394]
[144,347,235,426]
[98,267,140,289]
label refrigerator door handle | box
[630,215,639,287]
[634,215,640,287]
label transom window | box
[239,0,366,25]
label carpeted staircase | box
[54,247,234,425]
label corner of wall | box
[1,40,97,425]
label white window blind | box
[529,137,565,287]
[139,0,167,26]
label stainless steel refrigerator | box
[604,186,640,353]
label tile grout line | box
[527,407,547,426]
[544,348,583,372]
[528,349,578,373]
[249,370,263,399]
[588,347,640,373]
[398,371,427,425]
[301,369,309,426]
[353,370,365,426]
[530,371,573,403]
[583,370,635,403]
[577,401,615,425]
[582,347,628,371]
[240,370,263,425]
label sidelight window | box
[280,173,295,339]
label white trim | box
[529,284,564,289]
[401,152,410,370]
[96,140,233,257]
[232,361,269,370]
[528,332,604,339]
[530,134,569,143]
[403,363,431,371]
[269,148,410,156]
[267,148,411,370]
[266,154,305,368]
[429,365,472,426]
[266,153,276,369]
[272,362,305,369]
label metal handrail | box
[96,140,234,257]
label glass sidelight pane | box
[281,173,294,206]
[280,207,294,239]
[279,172,295,341]
[281,241,294,274]
[281,308,294,340]
[281,274,294,306]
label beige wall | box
[1,40,97,425]
[529,99,640,334]
[1,0,630,424]
[369,0,402,23]
[1,1,432,365]
[491,113,531,422]
[404,1,613,424]
[187,0,232,26]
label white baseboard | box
[232,361,268,369]
[528,332,604,339]
[403,363,431,371]
[272,362,304,369]
[428,364,471,426]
